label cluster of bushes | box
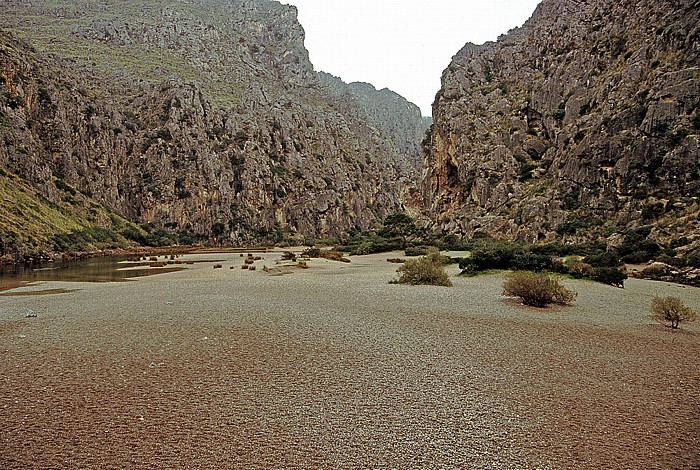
[300,247,350,263]
[336,231,406,256]
[334,213,481,257]
[458,238,628,287]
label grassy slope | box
[3,1,246,109]
[0,170,143,254]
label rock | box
[423,0,700,246]
[0,0,421,249]
[642,262,675,277]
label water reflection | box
[0,255,187,292]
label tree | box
[380,212,417,247]
[651,296,697,329]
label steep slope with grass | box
[424,0,699,257]
[0,168,146,260]
[0,0,418,255]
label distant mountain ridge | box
[0,0,424,254]
[423,0,699,255]
[318,72,432,168]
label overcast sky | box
[282,0,542,116]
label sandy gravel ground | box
[1,251,698,469]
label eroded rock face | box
[0,0,418,246]
[424,0,699,245]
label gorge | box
[0,0,698,264]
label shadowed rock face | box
[0,0,419,247]
[424,0,699,247]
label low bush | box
[651,296,697,329]
[320,250,350,263]
[583,251,622,268]
[301,247,321,258]
[392,253,452,286]
[590,267,627,288]
[404,245,439,257]
[337,233,404,255]
[502,271,576,308]
[511,252,556,272]
[563,260,595,279]
[459,242,524,273]
[349,241,374,255]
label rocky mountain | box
[319,74,432,168]
[0,0,419,254]
[423,0,699,253]
[316,72,431,168]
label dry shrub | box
[387,258,405,264]
[503,271,576,308]
[564,259,594,279]
[301,248,321,258]
[392,253,452,287]
[651,296,697,329]
[319,250,350,263]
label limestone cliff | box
[0,0,419,251]
[424,0,699,251]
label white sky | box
[282,0,542,116]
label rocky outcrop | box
[424,0,699,249]
[0,0,419,249]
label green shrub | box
[404,245,439,257]
[564,260,595,279]
[337,232,404,255]
[591,267,628,288]
[511,252,555,272]
[502,271,576,308]
[519,163,538,182]
[459,242,523,273]
[392,253,452,286]
[144,228,178,247]
[349,241,374,255]
[651,296,697,329]
[583,251,622,267]
[616,226,661,262]
[301,248,321,258]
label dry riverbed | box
[1,251,698,468]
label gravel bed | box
[1,251,698,468]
